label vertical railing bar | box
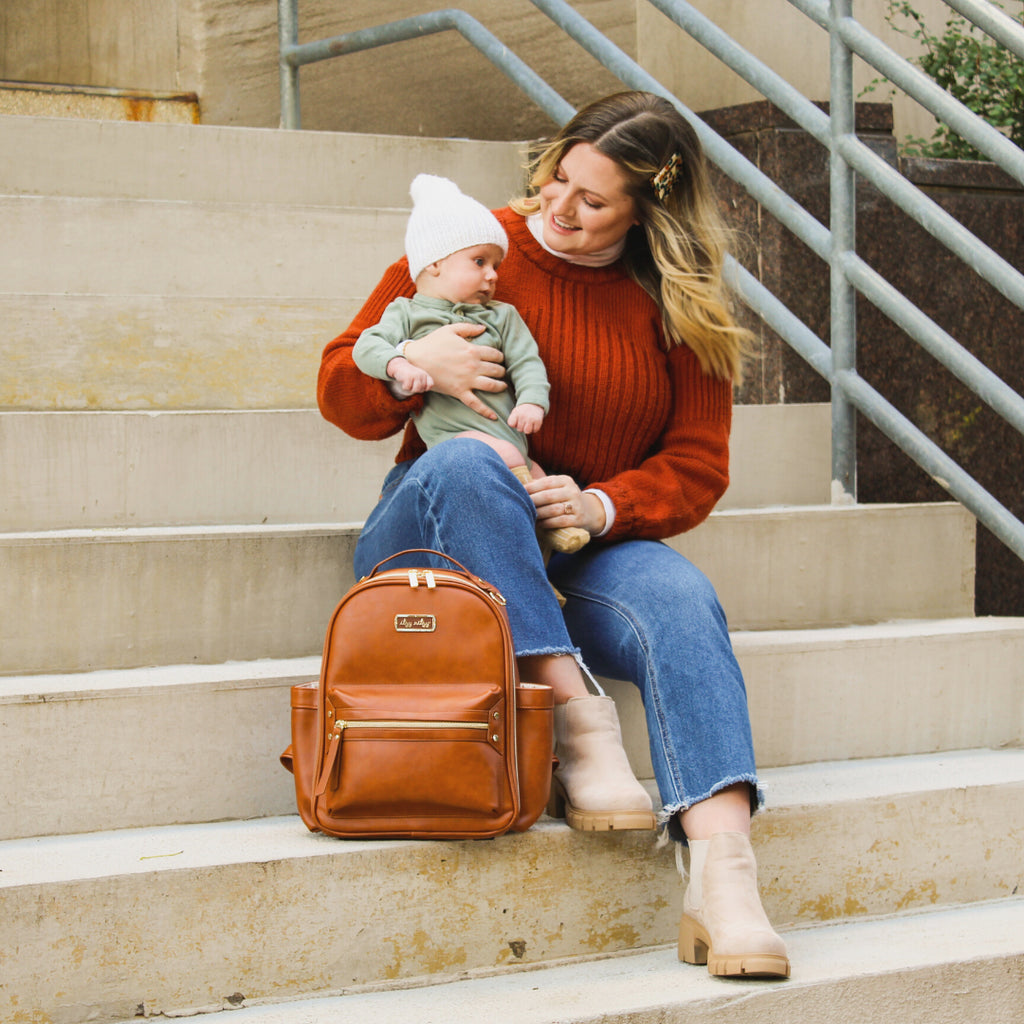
[277,0,300,129]
[830,0,857,503]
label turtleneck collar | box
[525,212,627,268]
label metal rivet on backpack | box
[492,734,499,742]
[493,711,500,720]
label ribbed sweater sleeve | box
[317,259,421,440]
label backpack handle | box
[366,548,470,577]
[365,549,507,606]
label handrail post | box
[829,0,857,502]
[278,0,300,129]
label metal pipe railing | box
[830,0,859,500]
[641,0,1024,424]
[276,3,575,129]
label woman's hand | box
[522,474,607,538]
[403,324,506,420]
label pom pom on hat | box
[405,174,508,281]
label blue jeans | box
[353,439,762,839]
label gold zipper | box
[332,718,488,734]
[316,716,499,798]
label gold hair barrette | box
[651,152,683,202]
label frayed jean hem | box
[515,644,581,659]
[656,773,764,845]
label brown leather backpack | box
[281,550,553,839]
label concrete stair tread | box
[1,194,408,299]
[5,747,1023,887]
[103,898,1024,1024]
[3,749,1023,1021]
[0,502,977,674]
[0,114,526,209]
[8,617,1023,841]
[0,501,967,541]
[5,615,1022,699]
[0,405,833,527]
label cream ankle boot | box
[511,465,590,554]
[677,832,790,978]
[549,695,656,831]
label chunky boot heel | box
[678,832,790,978]
[677,914,710,966]
[553,696,655,832]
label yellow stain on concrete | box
[896,879,940,910]
[797,892,869,921]
[381,927,470,980]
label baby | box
[353,173,588,554]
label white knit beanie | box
[405,173,508,281]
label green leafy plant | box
[870,0,1024,159]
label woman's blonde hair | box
[510,91,751,382]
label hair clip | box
[650,152,683,202]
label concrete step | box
[3,195,407,298]
[107,899,1024,1024]
[3,749,1022,1023]
[0,116,525,412]
[0,503,975,675]
[0,294,356,411]
[0,82,200,124]
[0,114,526,208]
[0,404,831,531]
[3,618,1022,840]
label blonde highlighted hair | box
[510,92,751,382]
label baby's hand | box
[387,356,434,394]
[508,403,545,435]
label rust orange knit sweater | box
[317,208,733,541]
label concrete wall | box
[3,1,1014,145]
[0,0,635,139]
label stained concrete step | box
[0,404,832,531]
[0,197,405,410]
[3,749,1022,1023]
[0,294,358,411]
[3,619,1023,840]
[0,504,975,675]
[0,82,200,124]
[106,898,1024,1024]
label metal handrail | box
[276,5,574,129]
[276,0,1024,563]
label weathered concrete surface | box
[0,504,975,674]
[4,618,1024,839]
[100,899,1024,1024]
[0,81,199,122]
[0,404,827,532]
[2,750,1022,1023]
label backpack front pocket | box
[313,682,514,831]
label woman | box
[318,91,789,979]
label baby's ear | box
[424,261,442,277]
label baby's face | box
[423,244,503,305]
